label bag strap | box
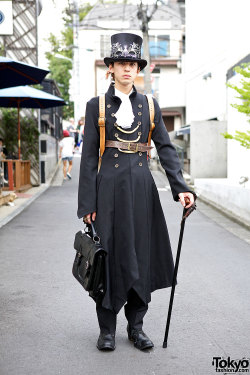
[98,94,105,171]
[145,94,155,158]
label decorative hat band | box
[111,42,141,59]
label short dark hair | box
[0,138,4,142]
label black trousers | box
[96,289,148,334]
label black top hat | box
[104,33,147,71]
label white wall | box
[159,70,185,108]
[39,134,58,182]
[185,0,250,124]
[195,178,250,226]
[190,121,227,180]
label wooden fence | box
[1,160,31,191]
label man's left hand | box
[178,192,195,209]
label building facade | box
[77,2,186,133]
[0,0,63,185]
[185,0,250,225]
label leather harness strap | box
[145,94,155,158]
[98,93,155,169]
[105,140,153,152]
[98,94,105,171]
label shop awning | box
[176,125,190,135]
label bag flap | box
[74,231,107,264]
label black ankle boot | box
[97,333,116,351]
[127,325,154,350]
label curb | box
[0,162,61,229]
[0,184,49,229]
[197,194,250,231]
[154,160,250,231]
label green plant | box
[0,108,39,161]
[223,63,250,149]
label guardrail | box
[1,160,31,191]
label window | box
[149,35,170,58]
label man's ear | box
[109,63,114,73]
[137,66,141,74]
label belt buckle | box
[127,143,138,152]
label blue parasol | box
[0,56,49,89]
[0,85,65,159]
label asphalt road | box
[0,156,249,375]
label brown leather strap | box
[145,94,155,158]
[98,94,105,170]
[106,140,153,152]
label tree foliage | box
[45,2,92,120]
[223,63,250,149]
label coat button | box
[115,133,118,138]
[138,104,142,108]
[114,122,118,127]
[138,131,142,136]
[114,153,118,158]
[107,104,111,108]
[139,162,142,167]
[138,112,142,116]
[115,163,119,168]
[138,121,141,125]
[139,152,142,156]
[111,113,115,117]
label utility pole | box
[137,1,158,94]
[72,0,81,127]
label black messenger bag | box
[73,221,107,299]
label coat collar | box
[106,83,137,101]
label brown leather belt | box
[105,140,153,153]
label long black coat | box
[78,84,191,314]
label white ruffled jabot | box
[114,88,134,129]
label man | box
[77,33,195,351]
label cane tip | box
[162,342,168,348]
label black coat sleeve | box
[151,98,192,201]
[77,98,99,219]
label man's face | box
[109,61,140,86]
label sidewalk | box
[0,159,64,229]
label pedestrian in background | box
[59,130,74,180]
[78,33,195,352]
[67,118,75,138]
[0,137,8,183]
[77,119,84,146]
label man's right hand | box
[83,212,96,224]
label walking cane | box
[163,199,196,348]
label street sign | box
[0,1,13,35]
